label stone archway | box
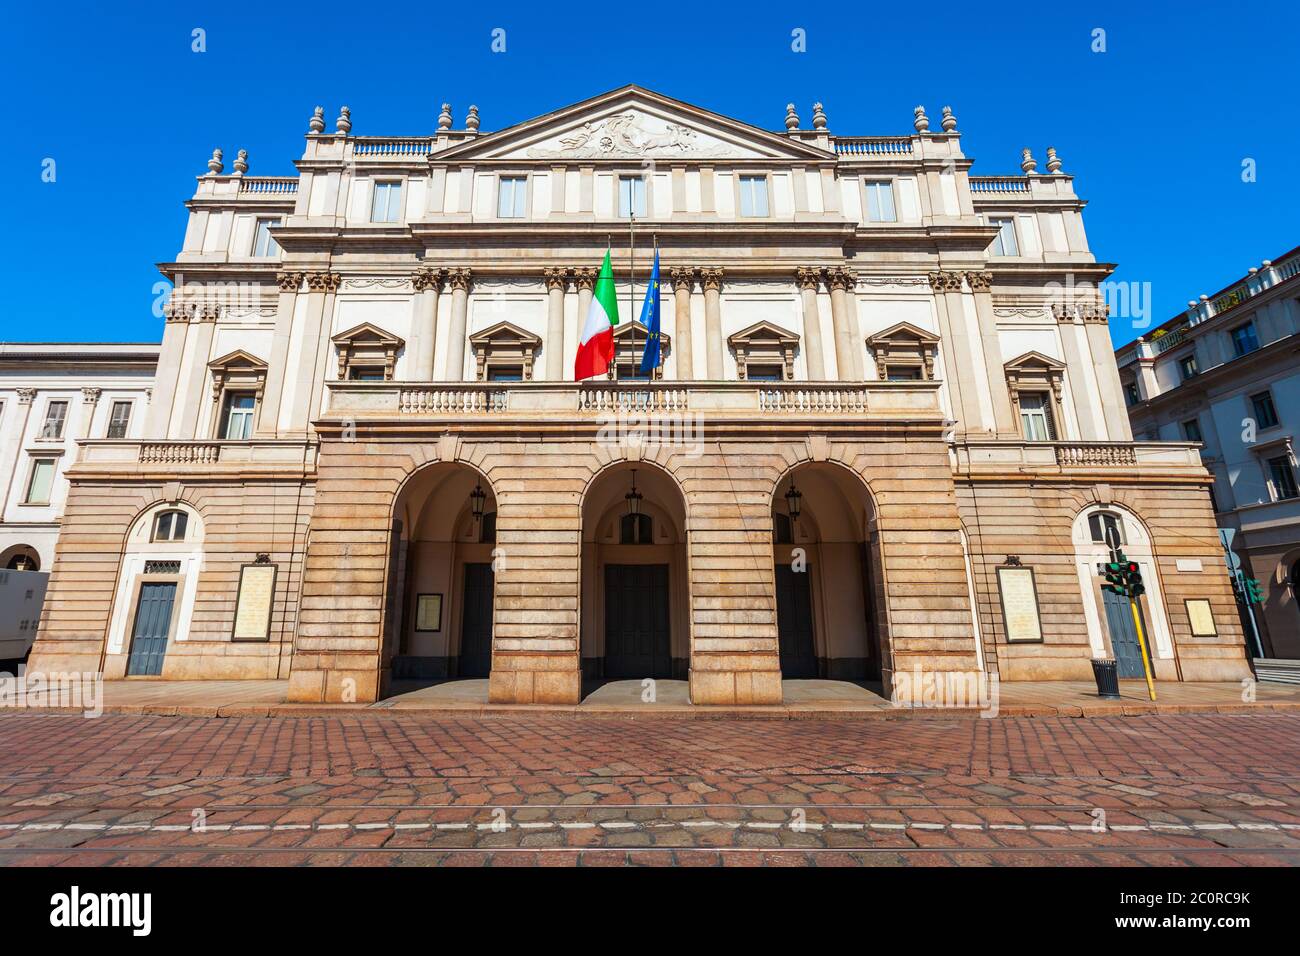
[385,461,499,693]
[579,461,690,694]
[772,462,885,684]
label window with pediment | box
[207,350,268,439]
[866,322,939,382]
[727,321,799,381]
[332,323,404,382]
[1004,352,1068,442]
[609,321,671,380]
[469,321,542,382]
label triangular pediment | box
[1004,350,1066,372]
[867,321,939,347]
[208,348,267,370]
[332,322,404,348]
[439,85,834,163]
[612,319,670,345]
[728,320,800,347]
[468,320,541,347]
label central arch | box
[771,462,885,683]
[580,461,691,690]
[385,461,498,693]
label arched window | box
[5,549,39,571]
[1087,511,1124,546]
[620,513,653,545]
[152,510,189,543]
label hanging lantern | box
[625,469,643,516]
[784,481,802,522]
[469,483,487,522]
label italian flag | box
[574,249,619,380]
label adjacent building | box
[26,86,1251,702]
[1117,249,1300,661]
[0,343,158,662]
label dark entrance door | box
[1102,585,1149,678]
[126,581,176,676]
[775,564,818,678]
[604,564,670,678]
[459,562,494,678]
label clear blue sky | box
[4,1,1296,347]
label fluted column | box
[445,268,472,381]
[796,267,827,379]
[669,266,696,379]
[544,267,568,380]
[929,270,985,435]
[289,271,340,434]
[144,302,193,438]
[701,267,724,379]
[411,268,445,381]
[827,267,860,380]
[965,271,1018,437]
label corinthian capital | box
[668,266,695,292]
[447,268,473,292]
[795,266,823,291]
[543,267,569,291]
[574,267,598,291]
[82,387,102,405]
[411,267,446,293]
[306,271,341,293]
[276,271,304,293]
[964,270,993,293]
[826,266,855,292]
[700,267,724,292]
[927,271,964,293]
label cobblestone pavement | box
[0,711,1298,866]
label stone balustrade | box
[833,136,914,156]
[952,440,1204,472]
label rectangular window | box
[347,366,385,381]
[616,363,651,381]
[1268,456,1299,501]
[370,181,402,223]
[1178,353,1199,381]
[497,176,527,218]
[486,366,523,381]
[252,218,281,257]
[40,400,68,439]
[1181,418,1202,443]
[863,180,897,222]
[618,176,646,218]
[885,365,923,381]
[746,364,785,382]
[1124,382,1141,407]
[107,400,132,438]
[220,392,256,439]
[1230,321,1260,357]
[1250,390,1279,429]
[990,217,1019,256]
[738,175,769,217]
[1019,392,1056,441]
[24,459,56,505]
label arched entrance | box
[580,462,690,688]
[386,462,498,691]
[772,463,883,682]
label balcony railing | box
[952,440,1203,471]
[833,137,914,156]
[351,137,433,157]
[969,176,1030,194]
[330,380,938,419]
[238,177,299,194]
[74,439,317,473]
[1152,325,1190,353]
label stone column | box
[544,267,568,380]
[144,302,192,438]
[410,268,445,381]
[929,271,986,435]
[669,267,696,380]
[827,267,860,380]
[445,268,472,381]
[796,267,828,379]
[282,271,338,435]
[258,271,303,437]
[176,306,217,439]
[574,267,596,376]
[79,388,101,440]
[701,267,724,379]
[1083,303,1132,440]
[965,271,1018,437]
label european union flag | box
[637,248,662,375]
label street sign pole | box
[1129,595,1157,702]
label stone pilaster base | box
[286,664,380,703]
[689,666,783,705]
[488,662,581,704]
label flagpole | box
[654,234,661,378]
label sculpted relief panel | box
[523,111,741,159]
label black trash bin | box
[1090,658,1121,699]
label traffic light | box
[1125,561,1145,598]
[1101,561,1128,597]
[1099,553,1144,599]
[1245,578,1264,604]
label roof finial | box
[465,105,480,132]
[1020,147,1038,174]
[913,105,930,133]
[437,103,453,130]
[941,105,957,132]
[1045,146,1062,174]
[206,148,224,175]
[811,102,827,130]
[335,106,352,134]
[308,106,325,133]
[233,149,248,174]
[785,103,800,130]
